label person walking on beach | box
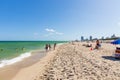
[54,43,56,50]
[45,44,49,52]
[48,44,51,50]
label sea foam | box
[0,52,31,68]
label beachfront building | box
[81,36,84,41]
[89,36,92,41]
[101,36,104,40]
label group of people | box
[85,40,101,50]
[45,43,56,51]
[84,39,101,49]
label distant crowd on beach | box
[45,43,56,51]
[71,40,102,50]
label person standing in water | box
[22,47,25,51]
[54,43,56,50]
[48,44,51,50]
[45,44,49,52]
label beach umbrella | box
[111,39,120,59]
[111,39,120,45]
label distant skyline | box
[0,0,120,41]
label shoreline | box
[0,49,46,80]
[12,43,62,80]
[0,47,45,68]
[0,41,66,68]
[0,43,64,80]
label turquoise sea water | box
[0,41,67,60]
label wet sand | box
[0,50,46,80]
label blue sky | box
[0,0,120,41]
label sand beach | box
[9,42,120,80]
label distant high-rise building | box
[111,34,116,38]
[81,36,84,41]
[86,38,88,41]
[90,36,92,41]
[101,36,104,40]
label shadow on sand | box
[102,56,120,61]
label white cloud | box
[45,28,63,36]
[45,28,55,32]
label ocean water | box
[0,41,67,67]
